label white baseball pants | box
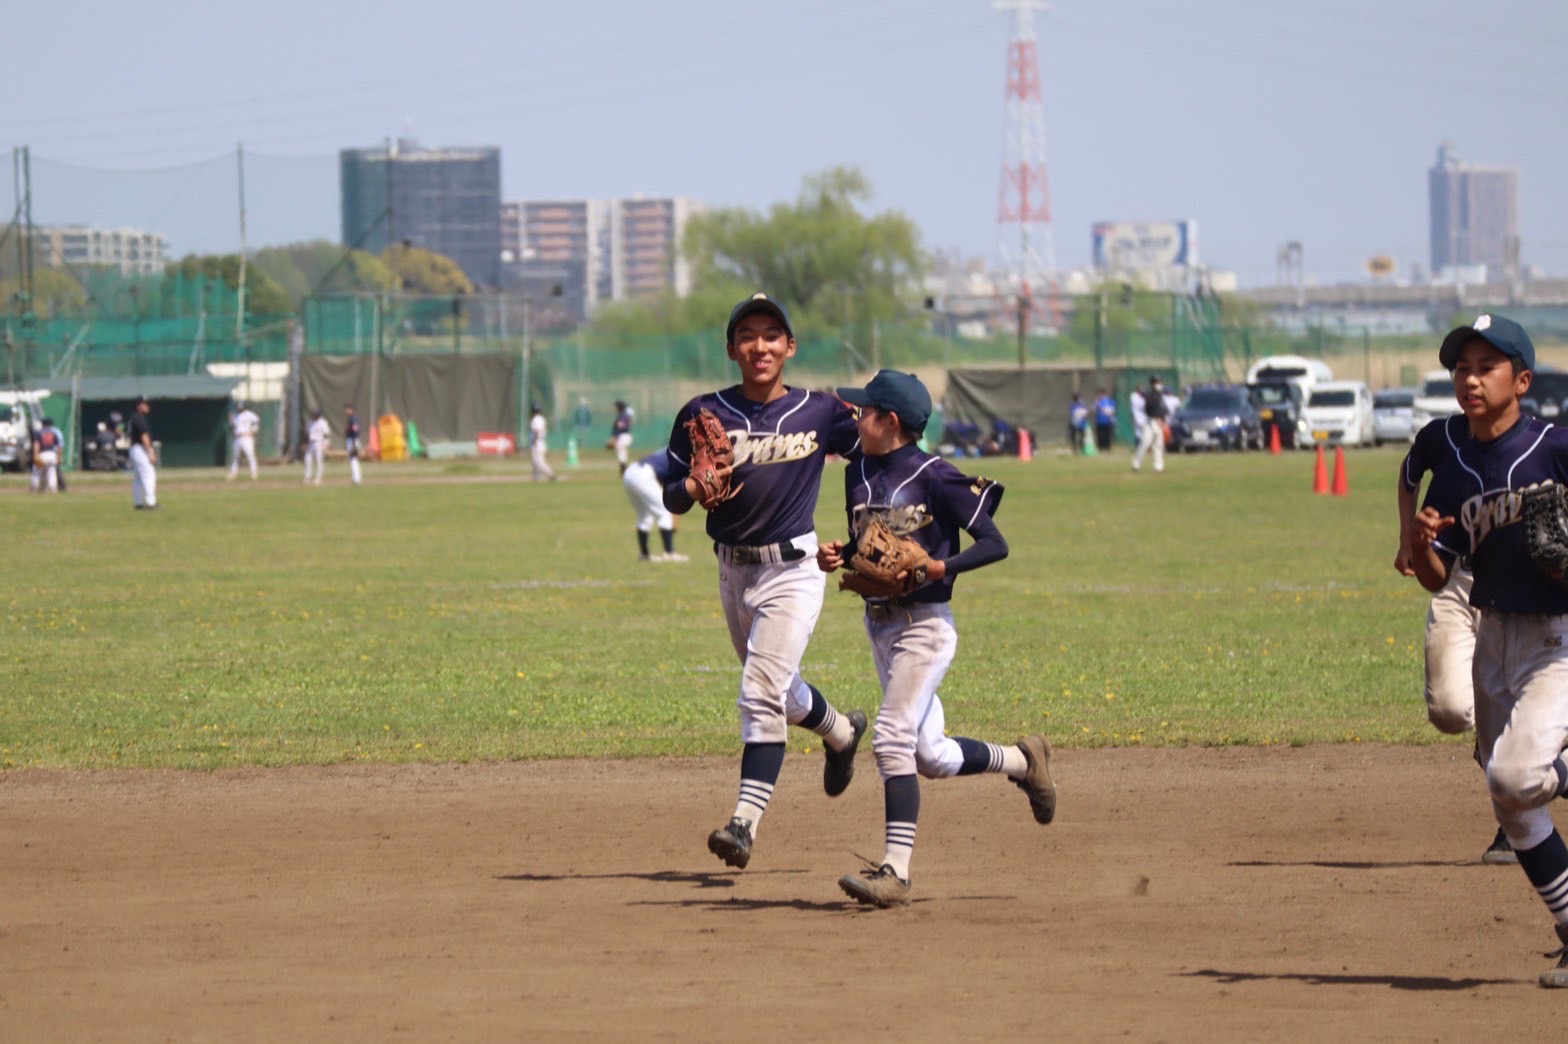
[130,444,157,507]
[304,443,325,484]
[1424,566,1480,734]
[717,536,824,744]
[623,461,672,532]
[1474,611,1568,851]
[863,602,972,780]
[229,435,257,479]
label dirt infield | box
[4,745,1567,1040]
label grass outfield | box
[4,444,1437,769]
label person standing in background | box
[304,409,329,485]
[228,401,260,481]
[344,405,363,486]
[129,397,158,510]
[607,400,635,475]
[530,405,556,482]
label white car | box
[1372,388,1416,444]
[0,390,48,472]
[1305,380,1378,447]
[1409,369,1461,437]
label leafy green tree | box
[169,255,292,317]
[0,267,89,318]
[381,243,473,295]
[253,240,396,306]
[683,167,925,331]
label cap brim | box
[836,387,875,406]
[1438,326,1479,369]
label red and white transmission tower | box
[994,0,1056,311]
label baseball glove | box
[684,408,742,508]
[1522,481,1568,579]
[839,516,932,598]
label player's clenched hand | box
[1393,543,1415,577]
[817,541,845,573]
[1409,506,1454,550]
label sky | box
[2,0,1565,287]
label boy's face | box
[854,404,902,454]
[1452,339,1530,420]
[727,313,796,386]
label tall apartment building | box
[33,225,167,275]
[499,196,700,321]
[1429,143,1520,281]
[340,139,502,288]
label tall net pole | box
[994,1,1057,330]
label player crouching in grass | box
[818,370,1056,909]
[1409,314,1568,987]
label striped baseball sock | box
[1517,829,1568,928]
[732,742,786,836]
[881,775,920,880]
[953,738,1028,778]
[798,684,855,751]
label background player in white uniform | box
[128,397,158,510]
[623,446,685,562]
[303,409,329,485]
[1411,314,1568,986]
[344,405,363,486]
[529,406,555,482]
[607,400,634,475]
[664,292,866,870]
[1395,412,1511,863]
[228,402,260,481]
[818,370,1056,907]
[1132,375,1168,473]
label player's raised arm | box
[1409,506,1456,593]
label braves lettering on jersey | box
[842,443,1005,604]
[1425,416,1568,614]
[1402,414,1468,493]
[666,387,859,545]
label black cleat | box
[1482,827,1518,865]
[707,817,753,869]
[823,710,868,797]
[1543,925,1568,988]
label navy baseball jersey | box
[665,387,858,545]
[1401,414,1467,493]
[640,446,673,482]
[842,443,1006,605]
[613,408,634,437]
[1424,416,1568,613]
[345,416,361,440]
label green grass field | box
[4,444,1438,769]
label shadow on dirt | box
[1182,968,1516,991]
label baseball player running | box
[1410,314,1568,987]
[664,292,867,870]
[624,446,686,562]
[344,405,363,486]
[303,409,329,485]
[1395,412,1512,864]
[818,370,1055,907]
[608,400,635,475]
[228,401,260,480]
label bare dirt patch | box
[2,745,1564,1040]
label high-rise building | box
[33,225,167,275]
[1429,143,1519,281]
[498,196,700,322]
[340,139,502,288]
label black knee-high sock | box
[733,742,786,832]
[1516,829,1568,928]
[660,528,675,554]
[883,774,920,879]
[637,531,650,557]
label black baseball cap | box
[726,292,794,343]
[837,369,932,435]
[1439,313,1536,371]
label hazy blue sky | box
[2,0,1564,285]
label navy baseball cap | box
[1439,313,1536,371]
[726,292,794,343]
[837,369,933,435]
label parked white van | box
[1409,369,1461,437]
[1304,380,1378,447]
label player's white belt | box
[717,536,811,566]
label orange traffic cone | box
[367,420,382,462]
[1018,428,1033,462]
[1312,444,1329,494]
[1331,444,1349,496]
[1268,423,1281,455]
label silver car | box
[1373,388,1415,444]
